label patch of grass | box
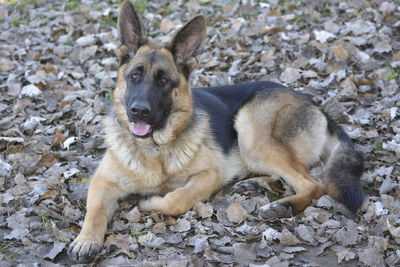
[106,89,114,103]
[76,200,87,216]
[16,0,37,12]
[321,9,331,17]
[0,18,5,24]
[0,243,12,253]
[322,105,330,114]
[101,16,117,29]
[365,184,378,196]
[11,18,20,27]
[280,0,292,9]
[111,0,124,8]
[40,215,51,229]
[162,5,173,16]
[244,11,259,20]
[373,140,383,151]
[0,242,20,261]
[65,0,79,10]
[291,15,304,24]
[64,39,74,46]
[386,67,400,81]
[386,72,397,81]
[133,0,148,14]
[4,250,21,261]
[70,177,90,185]
[267,192,281,202]
[129,228,148,240]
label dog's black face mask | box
[124,52,178,138]
[117,1,206,139]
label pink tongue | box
[129,121,151,136]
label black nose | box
[130,102,151,119]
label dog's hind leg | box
[235,97,328,218]
[241,145,326,218]
[233,176,278,194]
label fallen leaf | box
[337,249,356,263]
[172,218,191,232]
[193,201,213,218]
[280,67,301,84]
[43,241,66,260]
[225,202,248,224]
[125,207,141,223]
[314,30,336,43]
[21,84,42,97]
[295,225,315,244]
[357,247,385,266]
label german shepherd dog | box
[69,0,364,262]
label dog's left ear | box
[170,15,206,72]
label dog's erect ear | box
[117,0,147,64]
[171,15,206,72]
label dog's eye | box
[131,73,140,82]
[160,77,169,85]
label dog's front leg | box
[139,169,223,216]
[68,167,123,263]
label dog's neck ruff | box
[104,110,208,174]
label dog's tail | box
[323,114,364,213]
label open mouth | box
[128,120,152,137]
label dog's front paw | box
[139,195,189,216]
[139,196,164,212]
[259,202,293,219]
[68,236,102,263]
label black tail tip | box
[339,185,365,213]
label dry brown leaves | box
[0,0,399,266]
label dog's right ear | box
[117,0,147,65]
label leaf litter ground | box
[0,0,399,266]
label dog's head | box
[114,0,206,139]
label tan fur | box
[70,4,337,262]
[234,92,327,213]
[74,83,331,254]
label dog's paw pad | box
[259,202,292,219]
[68,239,101,263]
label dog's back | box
[194,82,364,217]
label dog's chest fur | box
[102,112,249,195]
[102,114,226,194]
